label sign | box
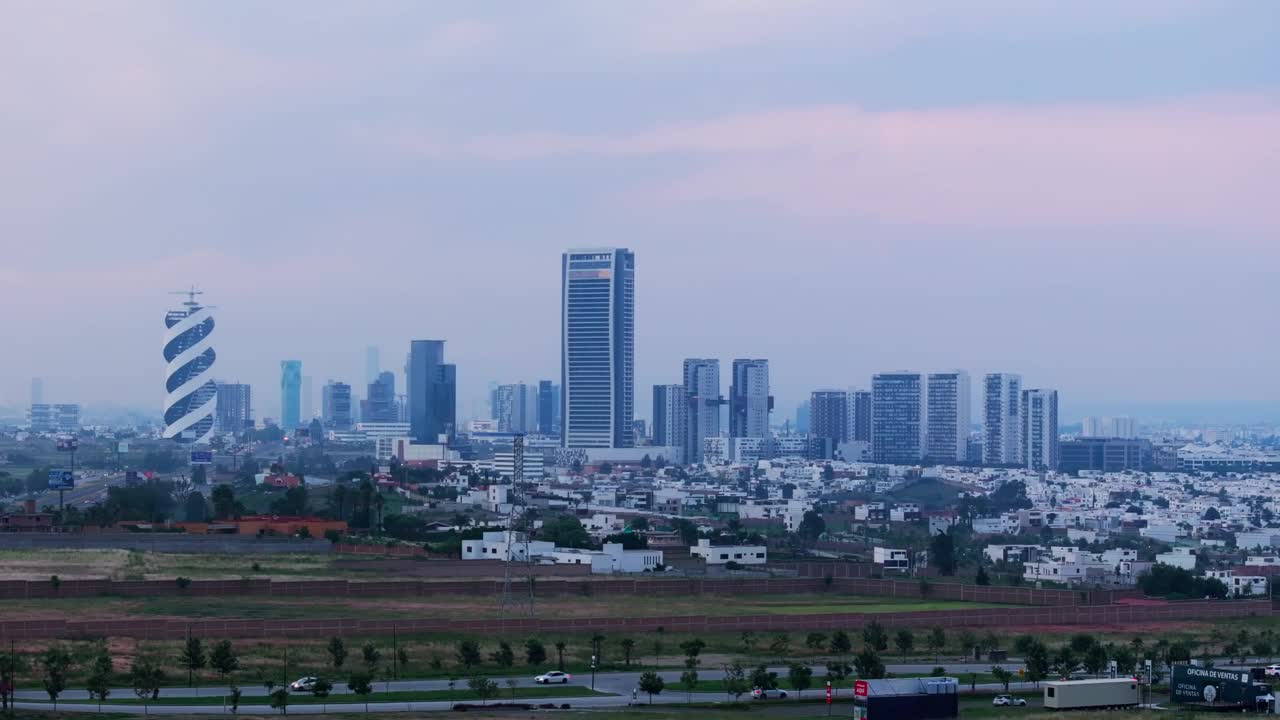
[826,682,832,704]
[190,450,214,465]
[55,437,78,452]
[1171,665,1259,708]
[854,680,868,698]
[48,469,74,490]
[125,470,140,484]
[117,441,130,453]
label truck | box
[1043,679,1140,710]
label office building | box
[652,384,688,462]
[729,359,772,438]
[1059,438,1152,473]
[215,383,252,432]
[1081,416,1137,439]
[162,290,217,444]
[29,378,43,406]
[365,345,380,384]
[494,383,538,434]
[322,381,353,430]
[926,371,971,463]
[279,361,302,430]
[683,358,721,464]
[871,372,927,465]
[561,248,635,449]
[406,339,456,444]
[795,402,810,435]
[1021,388,1059,471]
[809,390,848,446]
[983,373,1022,465]
[849,389,872,443]
[363,371,397,423]
[537,380,560,436]
[28,404,80,433]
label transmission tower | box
[499,434,536,614]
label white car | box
[992,695,1027,707]
[1265,665,1280,677]
[288,677,317,692]
[751,688,789,700]
[535,671,572,684]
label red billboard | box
[854,680,868,698]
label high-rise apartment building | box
[849,389,872,443]
[215,383,252,432]
[322,381,353,430]
[809,390,848,446]
[683,359,721,464]
[871,372,927,465]
[406,340,456,444]
[494,383,538,433]
[1021,388,1059,471]
[926,371,971,463]
[983,373,1022,465]
[280,361,302,430]
[652,384,688,461]
[561,248,635,449]
[729,359,771,438]
[364,371,397,423]
[163,290,217,444]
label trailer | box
[1170,665,1274,712]
[1043,678,1140,710]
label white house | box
[1155,547,1198,571]
[545,543,664,574]
[873,547,910,572]
[691,538,767,565]
[461,531,555,560]
[1205,570,1269,597]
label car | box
[1266,665,1280,677]
[992,695,1027,707]
[751,688,789,700]
[288,677,317,692]
[535,671,572,684]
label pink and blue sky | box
[1,1,1277,423]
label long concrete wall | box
[0,599,1267,641]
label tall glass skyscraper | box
[561,248,635,449]
[729,359,771,438]
[163,290,217,444]
[871,371,927,465]
[683,358,721,463]
[280,361,302,430]
[406,339,456,444]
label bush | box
[175,577,191,590]
[324,529,342,543]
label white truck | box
[1043,679,1140,710]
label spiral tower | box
[163,288,217,444]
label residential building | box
[683,358,721,464]
[926,371,971,464]
[1154,547,1197,571]
[729,359,771,439]
[279,360,302,430]
[1058,438,1151,473]
[1021,389,1059,471]
[873,547,910,572]
[28,404,81,433]
[651,384,688,463]
[493,447,544,481]
[494,383,538,433]
[162,290,217,444]
[321,381,353,430]
[406,339,456,444]
[215,383,252,432]
[983,373,1022,465]
[871,372,928,465]
[809,390,848,446]
[849,389,872,443]
[690,538,767,565]
[561,248,635,449]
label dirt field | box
[0,548,341,580]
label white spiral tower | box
[163,288,217,444]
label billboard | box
[125,470,140,484]
[55,437,78,452]
[1171,665,1263,708]
[48,469,74,490]
[190,450,214,465]
[117,441,130,453]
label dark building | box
[809,390,848,446]
[364,371,397,423]
[1059,438,1153,474]
[406,340,456,444]
[850,389,872,443]
[537,380,558,436]
[215,382,252,432]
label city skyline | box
[1,3,1278,424]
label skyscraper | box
[163,289,217,444]
[926,371,971,463]
[683,359,721,464]
[364,371,397,423]
[1021,388,1059,471]
[494,383,538,433]
[561,248,635,449]
[280,361,302,430]
[406,339,456,444]
[215,383,252,432]
[849,389,872,444]
[983,373,1022,465]
[322,381,353,430]
[729,359,772,438]
[537,380,559,436]
[652,384,688,461]
[871,372,927,465]
[809,390,848,446]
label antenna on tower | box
[168,286,205,310]
[500,434,536,614]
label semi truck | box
[1043,679,1140,710]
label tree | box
[362,643,381,674]
[539,515,592,549]
[975,566,991,586]
[130,658,165,707]
[825,661,853,685]
[555,641,567,671]
[931,530,957,575]
[769,633,791,660]
[680,638,706,659]
[489,641,515,668]
[210,640,239,683]
[347,673,374,713]
[805,632,828,651]
[179,636,206,687]
[638,671,665,704]
[269,687,290,715]
[1204,507,1221,521]
[956,629,977,659]
[1070,634,1097,655]
[751,664,779,691]
[680,665,699,703]
[862,621,888,652]
[830,630,853,656]
[991,666,1013,693]
[620,638,636,667]
[787,663,813,698]
[0,649,25,712]
[525,638,548,666]
[327,637,348,670]
[1083,644,1110,677]
[211,484,239,520]
[895,629,915,658]
[469,675,498,705]
[797,511,826,545]
[449,639,481,672]
[723,662,750,701]
[86,649,112,710]
[1052,647,1079,679]
[853,648,886,679]
[312,677,333,700]
[40,645,72,708]
[184,492,209,522]
[741,631,757,653]
[927,627,947,663]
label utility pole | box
[392,626,398,680]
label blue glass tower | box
[280,360,302,430]
[561,248,634,448]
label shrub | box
[175,577,191,590]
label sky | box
[1,1,1278,425]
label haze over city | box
[2,1,1278,424]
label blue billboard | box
[48,469,75,490]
